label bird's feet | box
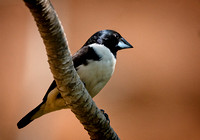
[100,109,110,124]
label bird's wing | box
[42,45,100,102]
[72,45,101,68]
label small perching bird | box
[17,29,133,129]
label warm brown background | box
[0,0,200,140]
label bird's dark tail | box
[17,102,44,129]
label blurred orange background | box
[0,0,200,140]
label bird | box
[17,29,133,129]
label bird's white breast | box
[76,43,116,97]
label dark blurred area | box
[0,0,200,139]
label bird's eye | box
[113,34,120,39]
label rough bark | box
[23,0,120,139]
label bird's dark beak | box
[117,38,133,50]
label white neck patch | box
[89,43,116,62]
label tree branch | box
[23,0,120,139]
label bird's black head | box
[84,30,133,56]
